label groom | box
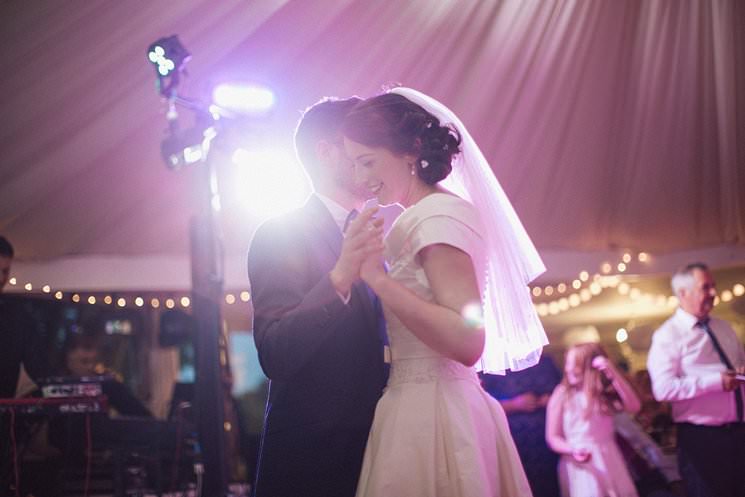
[247,97,387,497]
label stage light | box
[212,84,275,116]
[160,126,215,169]
[147,35,191,95]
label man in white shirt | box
[647,263,745,497]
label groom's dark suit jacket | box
[247,194,387,497]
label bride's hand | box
[330,207,384,296]
[360,252,386,288]
[359,231,386,288]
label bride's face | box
[343,137,415,206]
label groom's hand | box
[329,207,384,297]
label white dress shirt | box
[316,193,350,233]
[647,307,745,425]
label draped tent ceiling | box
[2,0,745,298]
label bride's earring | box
[410,163,416,176]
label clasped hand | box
[329,207,385,296]
[721,366,745,392]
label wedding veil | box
[391,87,548,373]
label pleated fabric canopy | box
[1,0,744,291]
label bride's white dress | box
[355,193,533,497]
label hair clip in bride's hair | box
[420,159,429,169]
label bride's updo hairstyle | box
[342,93,462,185]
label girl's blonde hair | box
[562,342,620,416]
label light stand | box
[148,35,232,496]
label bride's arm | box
[361,243,485,366]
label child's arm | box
[592,357,642,414]
[546,386,591,462]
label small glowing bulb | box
[87,296,96,305]
[721,290,733,302]
[151,298,160,309]
[72,294,81,303]
[616,328,628,343]
[601,263,612,274]
[165,298,175,309]
[557,283,567,294]
[54,291,63,300]
[536,303,549,316]
[558,298,569,311]
[618,282,630,295]
[24,283,32,291]
[225,294,236,304]
[544,286,554,296]
[240,291,251,302]
[733,284,745,297]
[580,289,591,302]
[135,297,144,307]
[572,279,581,289]
[9,277,16,285]
[568,294,581,307]
[532,287,542,298]
[638,252,649,262]
[42,285,51,293]
[548,301,560,315]
[104,295,112,305]
[180,296,190,308]
[713,295,720,306]
[622,253,632,263]
[589,282,602,295]
[579,271,589,282]
[117,298,126,307]
[617,262,627,272]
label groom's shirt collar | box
[316,193,352,232]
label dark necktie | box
[342,208,387,347]
[342,209,358,233]
[697,317,743,422]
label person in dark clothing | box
[0,235,50,398]
[481,354,563,497]
[0,236,52,495]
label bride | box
[341,87,548,497]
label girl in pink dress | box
[546,343,642,497]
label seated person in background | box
[632,369,674,448]
[614,410,683,496]
[60,333,151,418]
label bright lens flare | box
[461,302,484,328]
[213,84,275,115]
[232,148,309,218]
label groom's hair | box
[294,96,362,181]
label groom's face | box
[326,139,373,201]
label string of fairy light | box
[530,251,745,318]
[4,277,251,309]
[6,250,745,314]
